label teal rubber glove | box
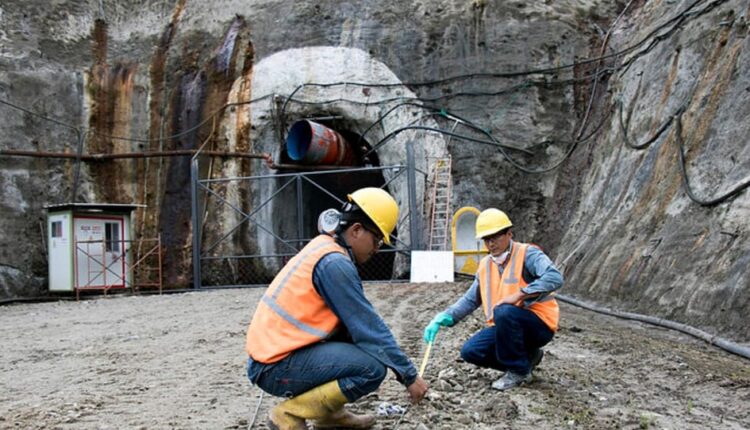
[423,312,454,343]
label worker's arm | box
[442,275,482,323]
[519,246,563,305]
[313,253,418,387]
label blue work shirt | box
[248,240,418,387]
[445,241,564,323]
[311,250,418,386]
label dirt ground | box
[1,282,749,430]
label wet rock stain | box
[87,19,138,204]
[159,68,206,287]
[234,38,262,278]
[157,15,249,287]
[679,16,742,187]
[136,0,187,247]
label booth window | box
[51,221,63,238]
[105,222,120,252]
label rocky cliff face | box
[1,0,747,341]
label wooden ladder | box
[428,156,453,251]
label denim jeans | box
[247,341,386,402]
[460,304,554,374]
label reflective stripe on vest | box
[245,235,348,363]
[477,242,559,332]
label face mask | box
[490,251,509,265]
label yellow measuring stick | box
[418,341,433,377]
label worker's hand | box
[498,291,526,306]
[406,376,429,404]
[423,312,454,343]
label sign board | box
[410,251,454,283]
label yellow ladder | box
[428,157,452,251]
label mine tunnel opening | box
[279,117,397,281]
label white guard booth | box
[46,203,143,295]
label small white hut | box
[46,203,143,295]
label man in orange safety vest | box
[246,187,428,430]
[424,208,563,390]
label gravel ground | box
[1,283,749,429]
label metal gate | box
[191,155,425,288]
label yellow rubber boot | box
[268,381,376,430]
[311,381,375,429]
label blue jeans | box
[247,341,386,402]
[460,304,554,374]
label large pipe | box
[285,120,355,165]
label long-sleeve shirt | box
[311,250,418,386]
[444,241,563,324]
[247,239,418,387]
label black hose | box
[674,114,750,206]
[556,293,750,361]
[617,98,750,206]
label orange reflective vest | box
[477,242,559,332]
[246,234,348,363]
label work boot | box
[491,371,532,391]
[268,380,374,430]
[529,348,544,371]
[313,408,376,429]
[268,401,307,430]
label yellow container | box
[451,207,487,275]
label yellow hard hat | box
[348,187,399,245]
[475,208,513,239]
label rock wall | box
[0,0,747,341]
[552,0,750,340]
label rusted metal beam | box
[1,149,271,161]
[267,162,353,171]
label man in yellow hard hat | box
[423,208,563,390]
[246,187,429,430]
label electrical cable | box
[618,0,729,76]
[574,0,635,141]
[279,0,724,119]
[618,98,685,150]
[7,0,700,147]
[0,98,81,132]
[617,98,749,206]
[674,113,750,206]
[355,101,534,155]
[423,111,533,154]
[273,0,724,163]
[247,388,264,430]
[352,82,526,139]
[366,106,612,174]
[556,293,750,360]
[0,0,726,153]
[0,0,738,201]
[278,69,617,142]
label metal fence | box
[192,151,425,288]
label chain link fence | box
[193,163,425,288]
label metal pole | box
[296,175,304,247]
[191,157,202,289]
[407,141,420,250]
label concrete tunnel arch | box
[222,47,449,280]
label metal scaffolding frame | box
[191,142,424,289]
[73,236,163,299]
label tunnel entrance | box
[278,118,396,281]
